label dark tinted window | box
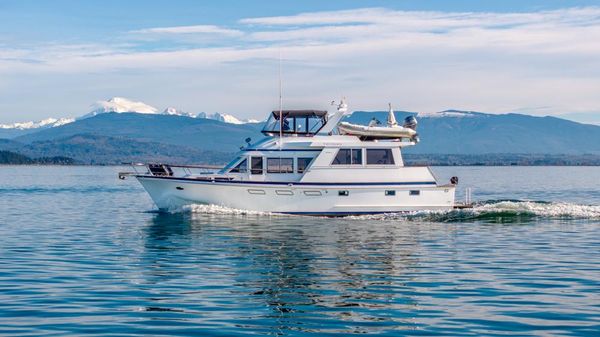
[251,157,263,175]
[297,157,313,173]
[352,149,362,165]
[333,149,350,165]
[280,158,293,173]
[267,158,293,173]
[366,149,395,165]
[332,149,362,165]
[229,158,248,173]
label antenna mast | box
[278,51,283,148]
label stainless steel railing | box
[118,163,224,180]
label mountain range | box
[0,97,259,139]
[1,97,599,165]
[346,110,600,155]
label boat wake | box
[170,200,600,222]
[351,200,600,222]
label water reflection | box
[139,213,425,334]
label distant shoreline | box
[3,149,600,166]
[1,164,600,167]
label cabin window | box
[367,149,395,165]
[251,157,263,175]
[267,158,294,173]
[385,190,395,196]
[229,158,248,173]
[332,149,362,165]
[297,157,314,173]
[338,190,349,196]
[410,190,420,196]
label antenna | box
[278,50,283,149]
[388,102,398,126]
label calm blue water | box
[0,166,599,336]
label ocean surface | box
[0,165,599,336]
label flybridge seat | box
[148,163,173,176]
[262,110,328,136]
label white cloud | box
[131,24,243,37]
[1,7,600,122]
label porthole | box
[304,190,322,196]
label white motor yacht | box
[121,100,459,215]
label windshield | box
[262,111,327,136]
[219,157,242,174]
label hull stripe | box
[137,175,438,186]
[242,148,322,152]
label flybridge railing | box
[118,163,224,180]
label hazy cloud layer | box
[1,7,599,122]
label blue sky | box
[1,0,600,123]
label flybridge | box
[260,100,351,137]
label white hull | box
[123,101,462,215]
[137,176,455,215]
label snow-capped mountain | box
[216,113,244,124]
[200,112,244,124]
[86,98,253,124]
[242,118,261,124]
[417,110,481,118]
[162,107,196,118]
[80,97,158,119]
[1,97,259,137]
[0,117,75,130]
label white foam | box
[181,203,275,216]
[473,201,600,218]
[346,201,600,221]
[167,201,600,221]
